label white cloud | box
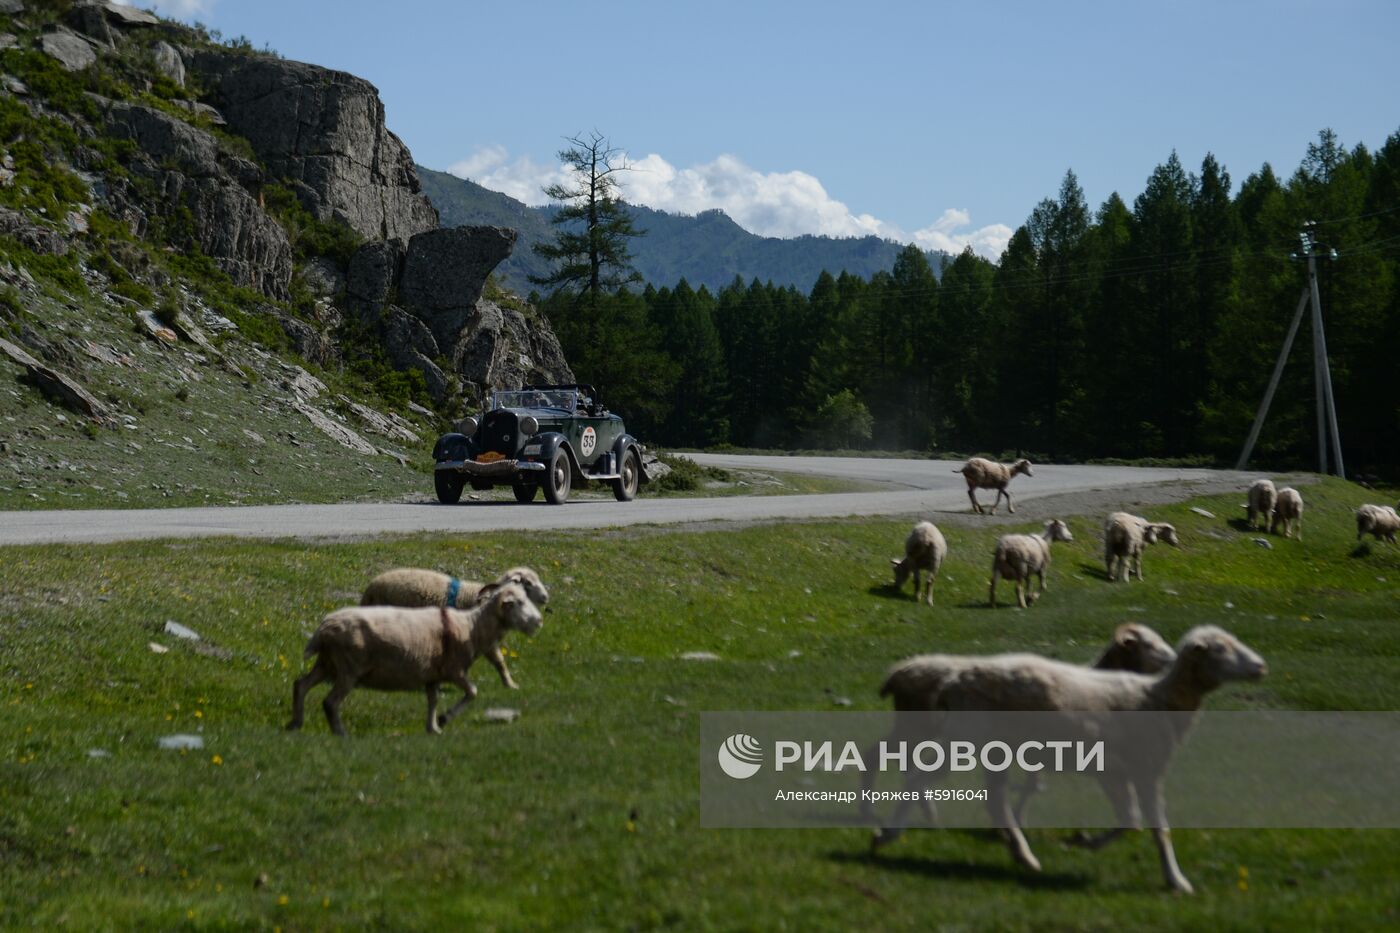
[114,0,213,20]
[447,147,573,207]
[447,146,1012,260]
[910,209,1014,260]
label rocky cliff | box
[0,0,571,414]
[189,49,438,243]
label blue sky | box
[135,0,1399,258]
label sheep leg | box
[968,487,983,514]
[1012,775,1046,825]
[487,645,519,689]
[988,564,1000,608]
[1069,774,1140,850]
[435,675,479,729]
[287,662,327,731]
[1143,778,1193,894]
[321,677,355,738]
[1015,579,1027,609]
[1003,488,1015,514]
[425,683,442,735]
[987,774,1040,872]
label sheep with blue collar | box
[360,566,549,690]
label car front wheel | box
[434,471,464,504]
[612,448,640,502]
[543,449,571,505]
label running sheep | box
[287,582,544,737]
[1271,487,1304,540]
[868,625,1267,893]
[989,519,1073,608]
[860,623,1178,826]
[361,566,549,689]
[891,521,948,606]
[954,457,1034,515]
[1103,512,1180,583]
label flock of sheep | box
[876,458,1399,892]
[282,454,1397,894]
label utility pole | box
[1236,224,1344,476]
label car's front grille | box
[479,411,518,456]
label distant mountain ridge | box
[416,166,946,293]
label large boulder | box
[380,304,449,400]
[38,29,96,71]
[187,51,438,243]
[150,40,185,87]
[398,226,515,349]
[345,237,404,321]
[455,300,574,391]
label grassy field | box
[2,477,1399,930]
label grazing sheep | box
[954,457,1034,515]
[288,583,544,737]
[1104,512,1180,583]
[869,625,1267,893]
[891,521,948,606]
[989,519,1073,608]
[1356,504,1400,544]
[1244,479,1277,531]
[1271,487,1304,540]
[361,566,549,689]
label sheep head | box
[1176,626,1268,689]
[1113,623,1177,674]
[1012,458,1034,477]
[1151,523,1180,547]
[490,582,545,636]
[1044,519,1073,543]
[890,557,911,589]
[499,566,550,608]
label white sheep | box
[954,457,1034,515]
[1355,504,1400,544]
[869,625,1267,893]
[858,623,1178,825]
[891,521,948,606]
[1271,487,1304,540]
[1103,512,1180,583]
[288,582,544,737]
[360,566,549,689]
[1244,479,1277,531]
[989,519,1073,608]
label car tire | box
[512,481,538,503]
[543,448,571,505]
[434,471,464,505]
[612,448,640,502]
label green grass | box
[2,478,1399,929]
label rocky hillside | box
[0,1,572,510]
[418,165,948,293]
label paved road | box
[0,455,1234,546]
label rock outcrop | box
[398,226,515,348]
[188,51,438,243]
[341,225,572,402]
[95,98,294,297]
[456,300,573,391]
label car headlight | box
[456,416,479,435]
[519,415,539,436]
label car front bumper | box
[435,459,547,478]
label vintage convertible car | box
[431,384,648,505]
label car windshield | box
[491,389,578,412]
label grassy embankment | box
[2,477,1398,929]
